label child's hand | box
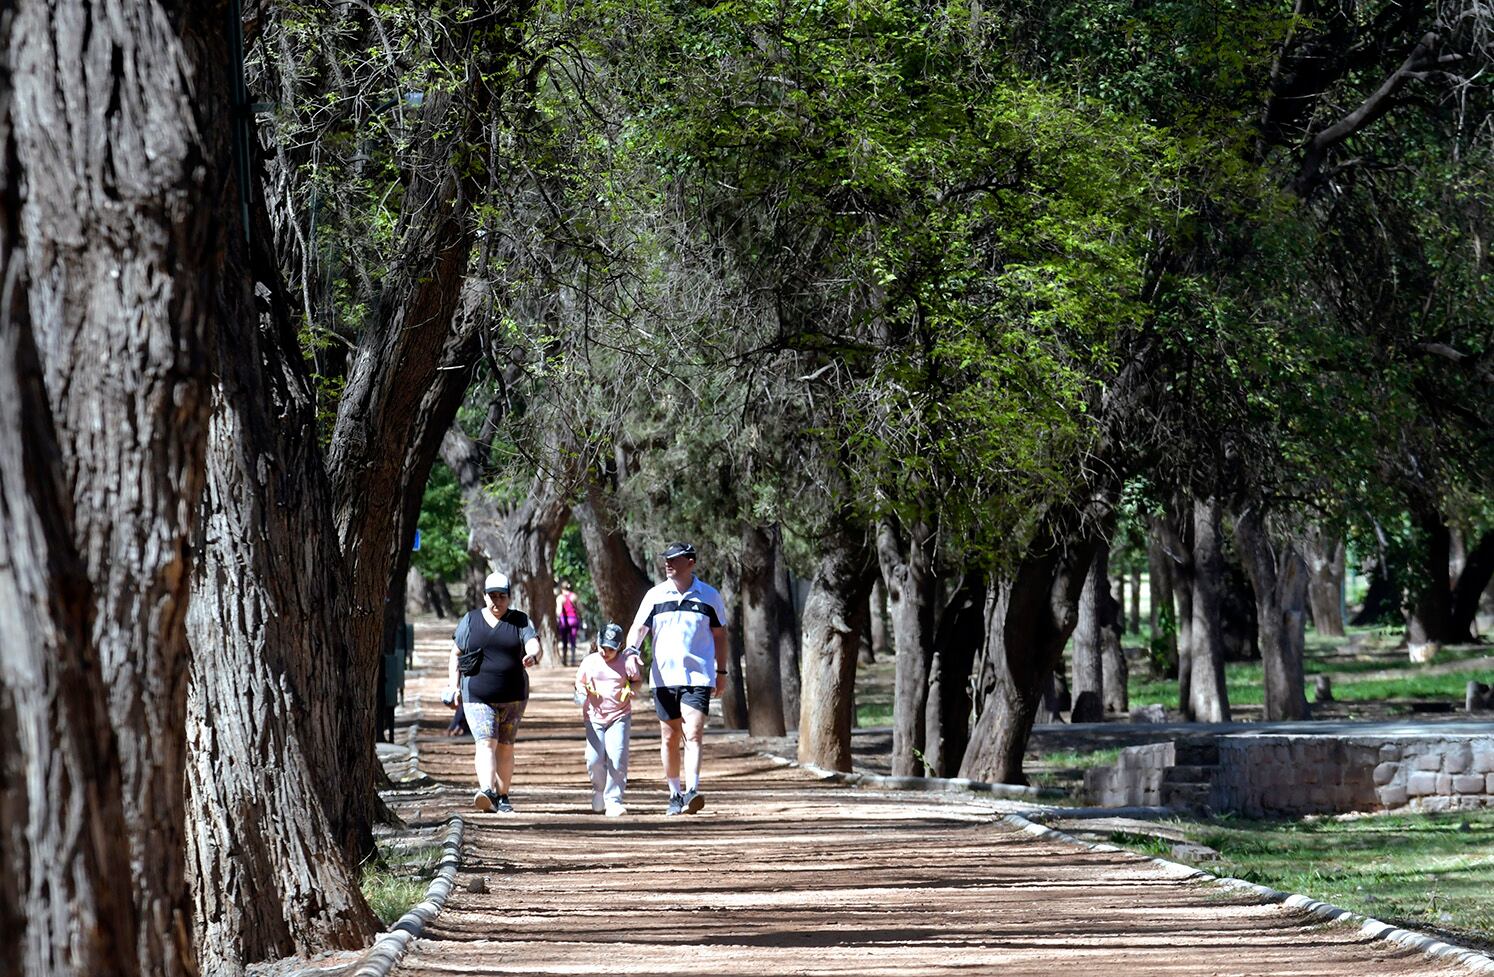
[624,657,640,681]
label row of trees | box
[3,1,1490,976]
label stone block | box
[1415,752,1444,772]
[1380,744,1402,763]
[1473,749,1494,774]
[1309,787,1331,808]
[1418,795,1453,813]
[1347,744,1381,769]
[1453,774,1485,794]
[1377,785,1409,808]
[1300,765,1320,785]
[1407,772,1439,796]
[1488,773,1494,793]
[1444,744,1473,775]
[1437,774,1454,795]
[1372,762,1399,786]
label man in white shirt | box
[627,541,729,815]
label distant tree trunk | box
[960,506,1099,785]
[1128,568,1142,635]
[774,534,802,731]
[1146,519,1178,676]
[740,523,785,736]
[1406,507,1455,648]
[13,1,226,970]
[574,479,651,627]
[0,241,141,977]
[1304,528,1346,636]
[868,578,890,661]
[717,570,749,729]
[877,518,937,776]
[1189,497,1231,722]
[1101,606,1128,715]
[1451,531,1494,643]
[797,524,874,772]
[923,576,985,776]
[1234,510,1311,721]
[1070,545,1109,722]
[1156,505,1195,714]
[184,193,378,972]
[1352,554,1402,626]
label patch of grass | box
[361,842,442,926]
[1105,811,1494,950]
[1335,672,1493,702]
[1031,747,1126,769]
[855,702,894,727]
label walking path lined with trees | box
[382,625,1476,977]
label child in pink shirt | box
[574,622,642,816]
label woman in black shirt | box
[448,571,542,813]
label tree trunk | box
[1128,568,1142,635]
[12,2,230,970]
[1188,496,1231,722]
[1407,508,1454,649]
[774,533,802,731]
[1146,519,1178,676]
[1304,527,1346,637]
[1101,605,1128,715]
[1156,505,1195,713]
[877,518,937,777]
[1352,554,1402,626]
[573,478,651,628]
[797,526,874,772]
[923,575,985,777]
[960,505,1099,784]
[740,523,785,736]
[1450,530,1494,643]
[0,209,141,977]
[868,578,890,661]
[1070,545,1108,722]
[1234,509,1311,721]
[184,201,378,972]
[718,570,749,729]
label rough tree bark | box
[718,571,750,729]
[1452,530,1494,642]
[0,155,141,976]
[1303,527,1346,637]
[1234,509,1311,721]
[1406,507,1455,650]
[1146,518,1178,676]
[183,179,378,972]
[1188,497,1231,722]
[959,507,1100,785]
[573,478,651,627]
[740,522,786,736]
[1071,544,1109,722]
[1156,504,1196,715]
[877,518,937,776]
[797,523,875,772]
[775,532,803,731]
[868,578,890,661]
[11,2,226,972]
[923,575,985,777]
[1128,567,1141,635]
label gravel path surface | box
[388,630,1467,977]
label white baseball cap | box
[483,572,512,594]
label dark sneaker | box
[682,788,705,814]
[474,788,497,812]
[496,795,515,814]
[665,792,685,816]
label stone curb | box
[1000,811,1494,975]
[761,752,1063,800]
[349,814,465,977]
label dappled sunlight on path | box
[389,623,1464,977]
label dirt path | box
[389,630,1466,977]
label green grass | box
[1032,747,1126,769]
[1105,811,1494,950]
[361,842,442,926]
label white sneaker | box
[591,793,606,814]
[604,802,627,817]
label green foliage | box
[412,463,471,582]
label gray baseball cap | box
[599,622,625,649]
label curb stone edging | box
[761,752,1062,800]
[349,814,465,977]
[1000,812,1494,975]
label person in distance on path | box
[626,542,728,815]
[574,622,643,816]
[447,571,542,814]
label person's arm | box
[523,636,542,667]
[447,640,461,706]
[712,627,728,696]
[626,598,652,653]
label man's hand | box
[714,671,726,696]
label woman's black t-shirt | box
[455,608,536,704]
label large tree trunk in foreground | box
[923,575,985,777]
[1235,510,1311,721]
[13,2,226,970]
[574,478,651,627]
[877,518,937,776]
[1070,545,1109,722]
[1304,527,1346,637]
[1188,497,1231,722]
[0,203,140,976]
[960,508,1099,784]
[1406,508,1455,650]
[797,525,874,771]
[1452,530,1494,643]
[775,534,802,731]
[741,523,786,736]
[185,194,377,973]
[718,572,749,729]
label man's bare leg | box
[681,704,707,794]
[660,717,683,796]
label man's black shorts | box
[653,685,712,721]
